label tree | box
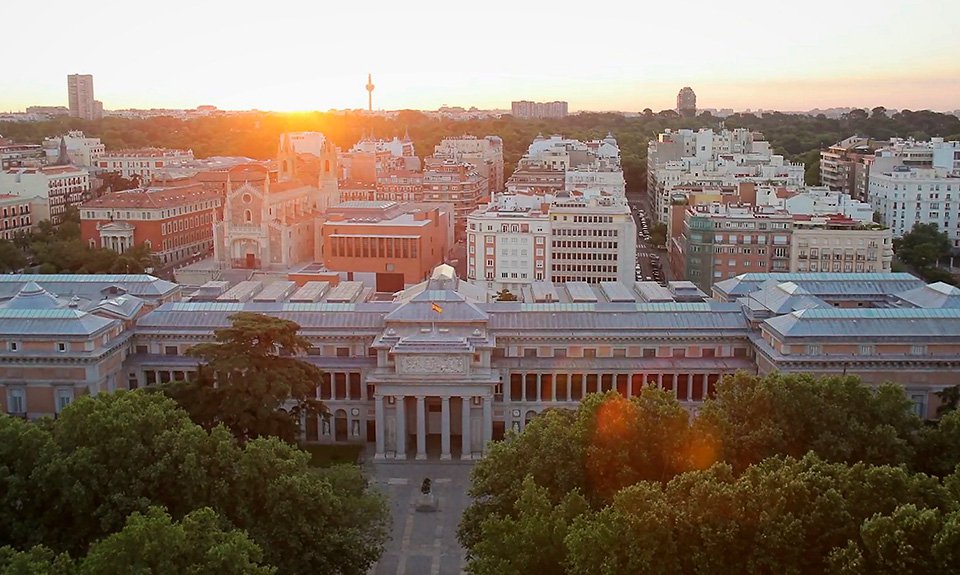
[565,455,955,575]
[695,372,921,472]
[466,477,588,575]
[0,391,389,575]
[0,240,26,273]
[494,288,518,301]
[937,385,960,417]
[648,222,667,247]
[109,243,156,274]
[459,408,585,551]
[894,222,952,271]
[79,507,275,575]
[827,504,960,575]
[166,312,327,442]
[575,390,691,500]
[0,545,75,575]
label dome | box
[2,282,63,310]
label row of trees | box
[0,207,156,274]
[460,372,960,574]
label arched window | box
[244,209,252,223]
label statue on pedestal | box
[416,477,438,512]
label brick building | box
[80,183,222,265]
[0,194,34,240]
[320,201,453,290]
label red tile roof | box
[82,184,219,210]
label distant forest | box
[3,108,959,195]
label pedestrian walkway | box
[367,459,474,575]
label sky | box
[3,0,959,113]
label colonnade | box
[374,393,493,461]
[508,370,726,403]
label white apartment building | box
[0,165,89,224]
[869,166,960,247]
[97,149,195,181]
[852,138,960,201]
[466,198,551,290]
[466,194,636,291]
[756,186,875,223]
[42,131,105,167]
[648,128,804,223]
[790,220,893,274]
[521,134,625,198]
[434,135,505,193]
[550,196,636,285]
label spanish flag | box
[431,302,443,314]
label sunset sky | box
[4,0,959,113]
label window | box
[6,388,25,414]
[135,345,148,354]
[910,393,927,418]
[859,344,875,356]
[164,345,178,356]
[57,342,67,353]
[336,347,350,357]
[910,345,927,356]
[807,344,822,355]
[8,341,17,352]
[55,388,74,414]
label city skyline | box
[3,0,960,114]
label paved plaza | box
[367,456,475,575]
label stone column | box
[581,375,587,399]
[482,395,493,455]
[536,374,542,402]
[686,373,693,402]
[416,395,427,460]
[521,372,527,402]
[461,396,472,460]
[550,374,557,402]
[374,395,385,460]
[395,396,406,459]
[440,396,451,460]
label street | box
[626,192,668,285]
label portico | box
[373,389,494,461]
[369,265,498,460]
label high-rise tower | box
[365,73,375,112]
[68,74,96,120]
[677,86,697,118]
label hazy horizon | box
[4,0,959,114]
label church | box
[212,133,339,269]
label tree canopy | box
[164,311,327,442]
[894,222,955,285]
[8,206,158,275]
[0,390,388,575]
[460,372,960,574]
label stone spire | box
[56,136,69,165]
